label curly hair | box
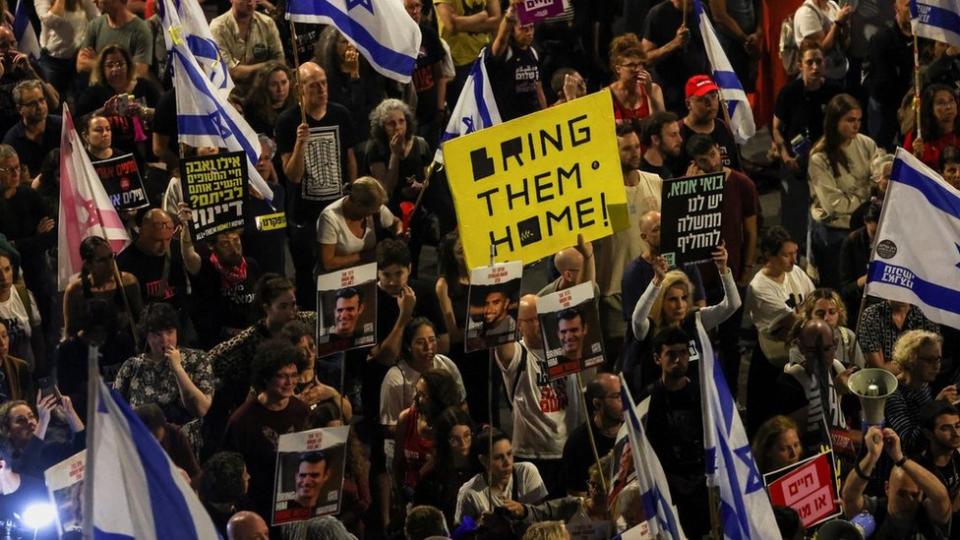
[751,415,800,474]
[0,400,29,439]
[418,368,463,421]
[313,26,371,78]
[608,33,647,75]
[244,62,299,129]
[893,329,942,372]
[649,270,695,332]
[522,521,567,540]
[799,288,848,328]
[250,339,305,392]
[199,451,248,504]
[137,302,181,341]
[368,98,416,146]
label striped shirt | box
[885,382,933,455]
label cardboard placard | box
[272,426,350,526]
[464,261,522,352]
[443,91,628,269]
[659,172,725,266]
[93,153,148,211]
[44,450,86,537]
[516,0,566,25]
[180,151,247,241]
[316,263,378,356]
[537,282,604,380]
[764,451,841,529]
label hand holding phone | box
[37,376,63,406]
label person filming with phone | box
[0,387,84,480]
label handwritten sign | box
[764,451,841,529]
[517,0,566,25]
[180,151,248,240]
[93,153,148,211]
[443,91,628,269]
[659,172,724,266]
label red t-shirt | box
[610,86,651,124]
[903,130,960,170]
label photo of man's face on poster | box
[557,308,587,361]
[333,287,364,338]
[290,452,332,510]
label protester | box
[752,415,804,474]
[859,300,941,371]
[243,61,298,135]
[209,0,285,87]
[562,373,622,497]
[0,393,84,479]
[885,330,950,455]
[62,236,141,338]
[3,80,63,178]
[414,406,478,527]
[787,288,865,369]
[607,33,664,127]
[317,176,401,273]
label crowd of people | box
[1,0,960,538]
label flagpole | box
[410,161,437,217]
[913,33,923,146]
[486,244,495,511]
[708,485,721,539]
[288,18,307,125]
[82,344,100,540]
[576,371,608,495]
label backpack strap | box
[14,285,33,324]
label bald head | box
[299,62,328,109]
[639,211,661,251]
[517,294,542,348]
[798,319,835,370]
[554,248,584,286]
[226,511,269,540]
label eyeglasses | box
[104,61,127,69]
[19,99,45,109]
[448,433,472,446]
[619,62,645,71]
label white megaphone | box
[847,368,898,428]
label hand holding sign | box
[651,256,668,286]
[711,241,728,273]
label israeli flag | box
[620,374,687,539]
[694,0,756,144]
[158,0,232,93]
[86,378,218,538]
[435,48,502,163]
[865,148,960,330]
[13,0,40,59]
[911,0,960,47]
[286,0,421,83]
[698,313,781,540]
[160,0,273,203]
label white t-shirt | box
[379,354,465,427]
[454,461,548,524]
[496,341,582,459]
[744,266,815,361]
[0,288,41,364]
[317,196,396,257]
[794,0,840,46]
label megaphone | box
[814,512,876,539]
[848,368,898,428]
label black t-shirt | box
[643,1,709,112]
[774,78,841,154]
[2,116,62,178]
[192,255,263,347]
[365,137,431,212]
[639,156,675,180]
[154,89,178,156]
[412,24,446,121]
[487,45,542,122]
[116,241,190,309]
[645,379,704,492]
[375,278,448,342]
[679,120,743,171]
[563,422,616,493]
[275,103,356,226]
[0,475,55,538]
[0,186,54,283]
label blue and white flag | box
[435,49,502,163]
[694,0,755,144]
[13,0,40,60]
[865,148,960,330]
[698,312,781,540]
[158,0,233,93]
[159,0,273,203]
[286,0,421,83]
[86,378,218,538]
[620,374,686,539]
[911,0,960,47]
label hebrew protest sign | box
[93,153,148,211]
[316,263,377,356]
[44,451,86,537]
[272,426,350,526]
[659,172,725,266]
[465,261,522,352]
[517,0,566,24]
[443,91,627,269]
[538,282,604,380]
[764,451,841,529]
[180,151,247,241]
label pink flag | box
[58,105,129,291]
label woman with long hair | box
[904,83,960,169]
[413,406,478,526]
[788,288,864,368]
[607,33,664,126]
[808,93,885,289]
[751,415,803,474]
[624,244,740,393]
[244,61,299,135]
[62,236,141,337]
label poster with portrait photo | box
[272,426,350,526]
[538,282,604,380]
[316,263,377,357]
[44,450,85,538]
[464,261,522,352]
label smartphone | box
[37,376,63,405]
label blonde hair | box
[650,270,694,331]
[347,176,387,210]
[800,288,848,328]
[522,521,568,540]
[893,329,942,372]
[751,415,800,473]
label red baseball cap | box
[685,74,719,99]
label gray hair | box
[303,516,358,540]
[0,144,18,163]
[12,80,42,107]
[369,98,416,145]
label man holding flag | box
[865,148,960,330]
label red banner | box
[764,451,841,529]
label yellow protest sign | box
[443,91,626,269]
